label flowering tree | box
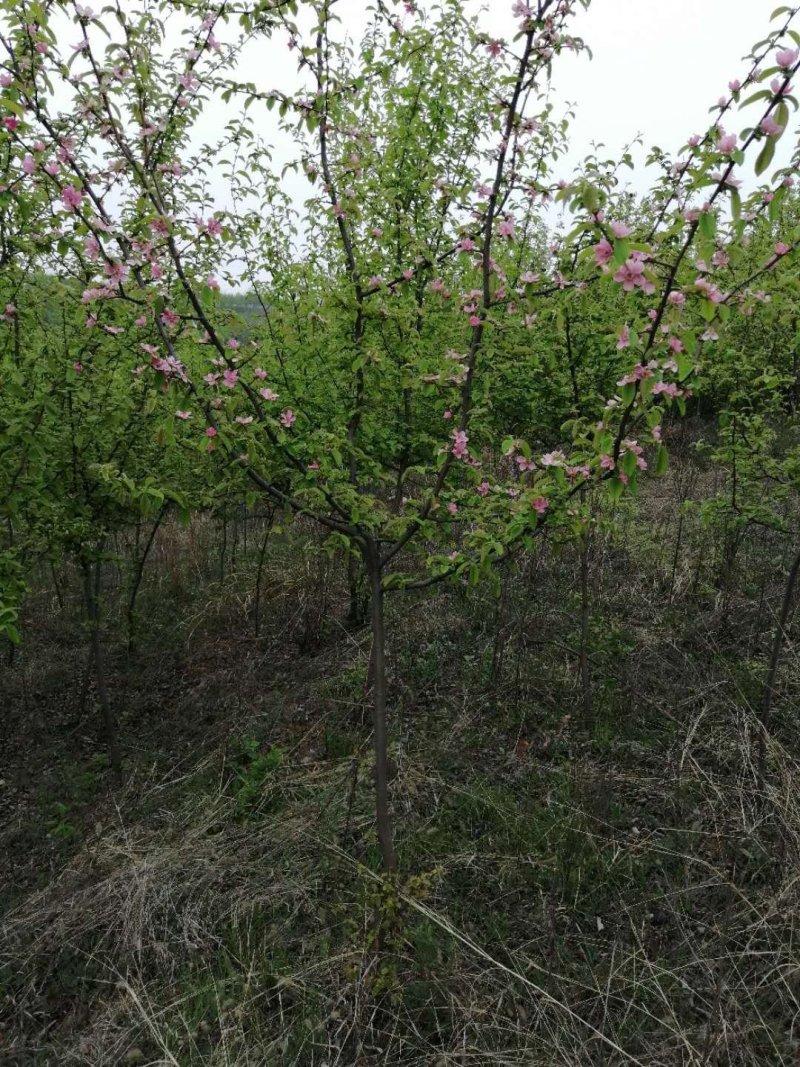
[1,0,799,867]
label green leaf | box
[607,477,625,503]
[698,212,716,241]
[755,136,776,177]
[655,445,669,477]
[621,450,637,478]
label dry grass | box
[3,451,800,1065]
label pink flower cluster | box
[613,252,654,295]
[451,429,469,460]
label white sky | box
[551,0,791,180]
[164,0,794,246]
[197,0,791,184]
[38,0,795,280]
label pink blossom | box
[476,481,490,497]
[44,160,59,176]
[206,217,222,237]
[205,427,217,437]
[469,315,481,327]
[81,286,114,303]
[613,255,654,294]
[253,367,267,380]
[222,368,239,388]
[161,307,180,328]
[610,221,632,239]
[668,336,683,353]
[104,261,128,283]
[371,226,383,237]
[687,134,701,147]
[61,185,83,210]
[22,153,34,175]
[776,47,800,69]
[600,455,615,470]
[668,291,686,306]
[203,372,220,386]
[3,117,19,132]
[279,408,296,428]
[695,277,725,303]
[540,450,565,467]
[175,410,192,420]
[458,237,476,253]
[226,338,240,350]
[567,465,591,480]
[717,131,737,154]
[235,415,253,425]
[72,361,83,373]
[259,387,279,401]
[0,75,12,89]
[497,218,515,239]
[728,79,741,92]
[532,497,549,514]
[516,455,536,472]
[771,77,792,95]
[616,324,630,350]
[594,239,613,267]
[443,409,453,419]
[451,429,469,459]
[761,115,784,137]
[652,381,681,397]
[3,303,15,320]
[775,242,790,255]
[447,502,458,515]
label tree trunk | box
[82,554,122,783]
[347,549,367,627]
[127,502,167,656]
[758,542,800,780]
[364,541,397,872]
[579,530,593,721]
[219,507,227,584]
[253,509,275,638]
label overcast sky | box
[546,0,790,180]
[183,0,792,221]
